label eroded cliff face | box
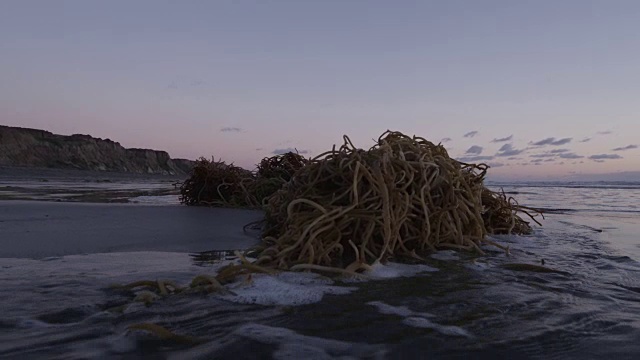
[0,125,194,176]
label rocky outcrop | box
[0,125,194,176]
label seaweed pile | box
[180,131,540,275]
[179,152,308,207]
[252,131,540,273]
[179,157,252,207]
[256,151,308,181]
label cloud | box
[496,143,525,157]
[558,153,584,159]
[529,137,573,146]
[220,127,242,132]
[465,145,483,155]
[551,138,573,145]
[463,131,478,138]
[255,148,263,151]
[440,137,452,143]
[589,154,623,160]
[530,153,556,158]
[530,148,574,158]
[491,135,513,143]
[530,138,555,146]
[612,144,638,151]
[544,158,555,162]
[168,81,178,89]
[273,148,309,155]
[579,137,591,143]
[457,155,494,163]
[531,159,544,163]
[597,130,613,135]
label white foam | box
[367,301,434,318]
[220,273,355,306]
[235,323,387,359]
[464,260,490,271]
[366,261,439,279]
[430,250,460,261]
[402,317,472,338]
[366,301,472,338]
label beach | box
[2,178,640,359]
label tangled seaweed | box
[256,151,309,182]
[179,157,252,206]
[253,131,541,273]
[180,152,308,207]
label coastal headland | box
[0,125,194,176]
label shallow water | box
[1,180,640,359]
[0,166,182,203]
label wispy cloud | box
[440,137,452,143]
[589,154,623,160]
[529,137,572,146]
[550,148,570,154]
[496,143,525,157]
[273,148,309,155]
[168,81,178,90]
[612,144,638,151]
[220,127,242,132]
[463,131,478,138]
[457,155,494,163]
[255,148,263,151]
[491,135,513,143]
[597,130,613,135]
[579,137,591,143]
[559,153,584,159]
[530,153,556,158]
[465,145,483,155]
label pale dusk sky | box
[1,0,639,180]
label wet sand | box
[0,200,263,259]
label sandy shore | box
[0,200,264,258]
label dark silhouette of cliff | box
[0,125,194,176]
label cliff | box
[0,125,194,176]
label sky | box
[1,0,639,181]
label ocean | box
[1,177,639,359]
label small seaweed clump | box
[253,131,540,273]
[180,153,309,207]
[179,157,253,207]
[256,151,309,181]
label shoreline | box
[0,165,187,183]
